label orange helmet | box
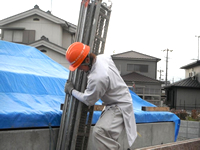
[66,42,90,71]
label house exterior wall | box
[198,73,200,83]
[62,30,74,49]
[1,15,69,47]
[176,88,200,110]
[113,59,157,79]
[36,46,70,69]
[166,88,176,109]
[185,66,200,81]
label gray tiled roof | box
[122,72,162,83]
[29,36,67,55]
[112,50,161,61]
[165,77,200,88]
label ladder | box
[56,1,112,150]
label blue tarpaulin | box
[0,40,180,141]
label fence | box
[176,104,200,111]
[178,120,200,140]
[135,87,161,95]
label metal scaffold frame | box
[56,1,111,149]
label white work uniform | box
[72,54,137,149]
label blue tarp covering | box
[0,40,180,141]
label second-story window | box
[22,30,35,44]
[3,29,35,44]
[127,64,148,73]
[3,30,23,42]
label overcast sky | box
[1,0,200,82]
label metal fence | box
[129,87,162,106]
[176,105,200,111]
[135,87,161,95]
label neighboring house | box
[164,60,200,110]
[112,51,163,106]
[0,5,76,68]
[181,60,200,81]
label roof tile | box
[122,72,162,83]
[112,50,161,61]
[165,77,200,88]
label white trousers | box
[92,105,124,150]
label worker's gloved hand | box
[64,80,74,95]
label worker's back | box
[89,54,132,106]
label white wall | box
[185,66,200,78]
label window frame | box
[127,64,148,72]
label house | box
[164,60,200,110]
[0,5,76,68]
[181,60,200,81]
[112,51,163,105]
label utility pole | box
[162,49,173,86]
[195,35,200,60]
[157,69,164,80]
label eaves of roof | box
[0,5,76,33]
[29,37,66,55]
[122,72,162,83]
[164,77,200,89]
[112,57,159,62]
[112,50,161,62]
[180,60,200,69]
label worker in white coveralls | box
[64,42,137,150]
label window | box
[3,30,13,41]
[127,64,148,72]
[4,30,23,42]
[40,49,47,53]
[3,30,35,44]
[127,64,134,71]
[33,18,40,21]
[22,30,35,44]
[13,30,23,42]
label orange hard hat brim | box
[69,65,77,71]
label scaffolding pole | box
[56,1,111,149]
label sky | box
[1,0,200,82]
